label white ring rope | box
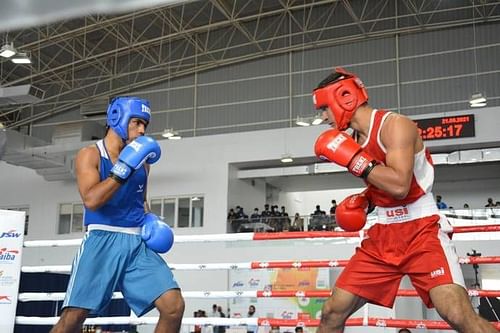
[23,233,255,247]
[15,316,258,326]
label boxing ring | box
[2,212,495,332]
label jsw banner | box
[0,210,26,333]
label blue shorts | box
[63,229,179,316]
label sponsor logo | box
[298,280,310,287]
[137,184,144,193]
[0,248,18,262]
[430,267,445,279]
[129,140,143,152]
[0,295,12,304]
[281,311,294,319]
[141,104,151,115]
[351,156,367,174]
[248,278,260,287]
[232,281,244,288]
[385,207,409,218]
[326,134,347,153]
[0,230,22,238]
[0,271,16,287]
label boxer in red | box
[313,68,496,332]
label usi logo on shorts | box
[430,267,445,279]
[385,207,409,218]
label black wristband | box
[361,160,378,180]
[109,172,126,184]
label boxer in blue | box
[50,97,184,333]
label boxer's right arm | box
[75,146,122,211]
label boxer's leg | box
[431,284,497,332]
[317,287,366,333]
[50,307,88,333]
[154,289,185,333]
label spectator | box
[329,200,337,215]
[292,213,304,231]
[398,329,412,333]
[496,201,500,207]
[312,205,325,215]
[210,304,218,317]
[280,206,290,231]
[250,208,261,223]
[246,305,257,333]
[227,208,237,220]
[485,198,495,207]
[261,204,272,226]
[295,327,303,333]
[227,209,238,233]
[436,195,448,209]
[463,203,470,209]
[236,206,248,220]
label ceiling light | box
[469,93,487,107]
[0,43,16,58]
[11,52,31,64]
[280,154,293,163]
[191,197,200,201]
[161,128,174,138]
[295,117,310,127]
[168,132,182,140]
[312,116,324,125]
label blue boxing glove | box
[141,213,174,253]
[110,136,161,183]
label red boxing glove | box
[336,193,369,231]
[314,128,378,179]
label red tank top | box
[360,109,435,207]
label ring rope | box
[17,288,500,302]
[13,316,500,329]
[22,224,500,248]
[21,255,500,273]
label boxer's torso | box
[360,109,435,209]
[84,139,146,227]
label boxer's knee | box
[156,289,185,321]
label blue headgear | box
[106,96,151,140]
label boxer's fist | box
[336,193,369,231]
[110,136,161,183]
[141,213,174,253]
[314,128,378,179]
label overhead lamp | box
[280,154,293,163]
[161,128,175,138]
[0,43,16,58]
[11,52,31,64]
[311,115,324,125]
[469,93,487,107]
[295,116,310,127]
[168,131,182,140]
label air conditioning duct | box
[0,84,45,105]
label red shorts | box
[336,215,465,308]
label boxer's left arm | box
[364,115,419,199]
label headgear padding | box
[106,96,151,140]
[312,67,368,130]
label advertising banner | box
[0,210,26,333]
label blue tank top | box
[84,140,147,227]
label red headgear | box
[312,67,368,130]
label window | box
[58,203,84,234]
[3,206,30,235]
[149,195,204,228]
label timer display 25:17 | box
[414,115,475,141]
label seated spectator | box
[227,208,238,233]
[250,208,261,223]
[312,205,325,215]
[398,329,411,333]
[236,206,248,220]
[295,327,303,333]
[463,203,470,209]
[485,197,495,207]
[436,195,448,209]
